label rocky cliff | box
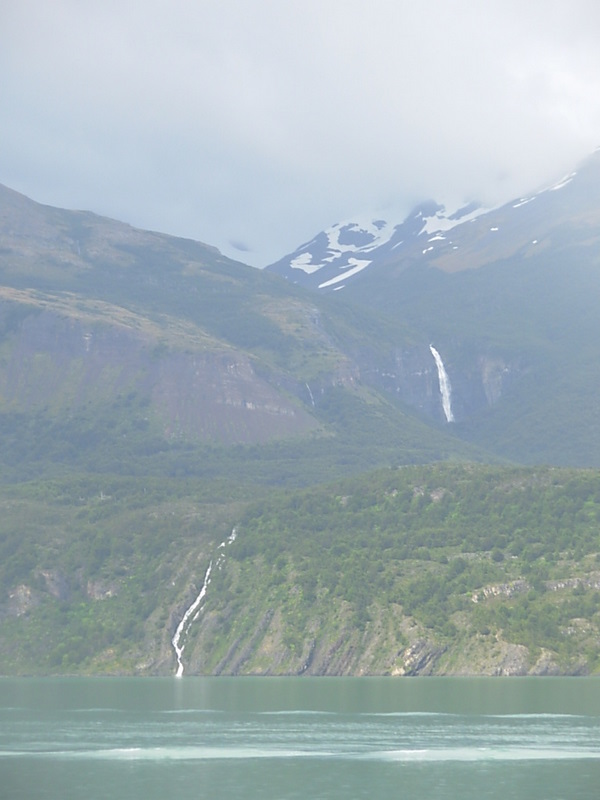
[0,291,319,444]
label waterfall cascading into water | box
[429,345,455,423]
[172,561,212,678]
[171,528,237,677]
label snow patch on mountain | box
[318,258,371,289]
[266,148,600,292]
[417,202,486,234]
[548,171,577,191]
[289,251,322,274]
[511,170,577,210]
[273,200,488,290]
[512,197,536,209]
[289,218,397,275]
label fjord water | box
[2,678,600,800]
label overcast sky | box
[2,1,600,266]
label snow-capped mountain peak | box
[266,149,600,292]
[268,200,486,290]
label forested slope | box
[2,464,599,676]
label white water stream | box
[305,382,316,407]
[171,528,237,677]
[429,345,455,423]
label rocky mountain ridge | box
[2,164,600,677]
[3,462,599,677]
[3,156,600,467]
[267,149,600,290]
[266,199,485,290]
[0,180,482,481]
[266,149,600,464]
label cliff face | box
[363,343,523,425]
[0,184,470,455]
[0,295,319,444]
[152,574,593,679]
[0,287,519,453]
[4,182,600,679]
[149,584,589,678]
[4,178,600,468]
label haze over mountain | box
[2,149,600,471]
[267,148,600,466]
[2,148,600,678]
[267,149,600,291]
[4,3,600,266]
[0,179,476,485]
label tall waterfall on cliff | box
[172,561,213,678]
[429,345,455,423]
[172,528,237,677]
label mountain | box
[266,150,599,292]
[267,150,600,466]
[5,151,599,476]
[2,169,600,678]
[266,199,486,291]
[0,182,488,677]
[3,463,600,676]
[0,181,478,485]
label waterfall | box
[429,345,455,423]
[171,528,237,677]
[305,382,315,407]
[172,561,212,678]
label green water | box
[2,677,600,799]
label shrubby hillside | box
[1,169,600,676]
[2,464,599,676]
[269,150,600,466]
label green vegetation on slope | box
[2,183,600,677]
[0,381,478,486]
[0,473,249,673]
[346,246,600,466]
[2,463,599,676]
[194,464,600,675]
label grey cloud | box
[1,1,599,266]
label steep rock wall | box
[0,302,319,444]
